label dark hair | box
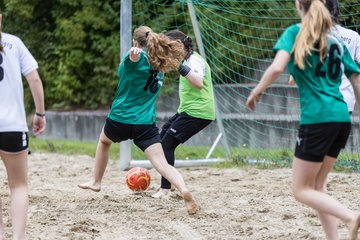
[325,0,339,21]
[165,30,194,60]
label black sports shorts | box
[0,132,29,153]
[295,122,351,162]
[160,112,212,143]
[103,118,160,152]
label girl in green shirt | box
[78,26,199,215]
[247,0,360,239]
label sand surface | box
[0,153,359,239]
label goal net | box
[121,0,360,171]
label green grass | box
[214,147,293,169]
[333,152,360,172]
[29,138,360,172]
[29,137,225,161]
[29,138,291,168]
[30,138,99,157]
[215,146,360,172]
[30,137,138,160]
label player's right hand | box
[246,90,262,111]
[129,47,142,62]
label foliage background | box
[0,0,358,111]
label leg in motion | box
[144,143,199,214]
[78,129,113,192]
[314,156,339,240]
[292,157,360,239]
[1,150,28,240]
[152,134,181,199]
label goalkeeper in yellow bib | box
[152,30,215,199]
[78,26,199,215]
[246,0,360,239]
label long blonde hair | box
[133,26,185,73]
[292,0,333,69]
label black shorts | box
[295,122,351,162]
[160,112,212,143]
[0,132,29,153]
[103,118,160,151]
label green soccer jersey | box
[178,52,215,120]
[274,24,360,125]
[108,51,164,124]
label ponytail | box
[292,0,333,69]
[146,31,185,73]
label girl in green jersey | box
[246,0,360,239]
[79,26,199,215]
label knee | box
[99,135,112,147]
[99,139,111,147]
[99,130,113,146]
[161,134,180,150]
[292,186,305,203]
[161,139,172,150]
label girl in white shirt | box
[289,0,360,114]
[0,13,45,239]
[326,0,360,113]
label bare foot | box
[78,180,101,192]
[349,213,360,240]
[152,188,171,199]
[182,191,199,215]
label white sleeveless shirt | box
[0,32,38,132]
[333,25,360,111]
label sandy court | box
[0,153,359,239]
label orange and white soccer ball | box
[125,167,151,191]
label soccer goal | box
[119,0,360,171]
